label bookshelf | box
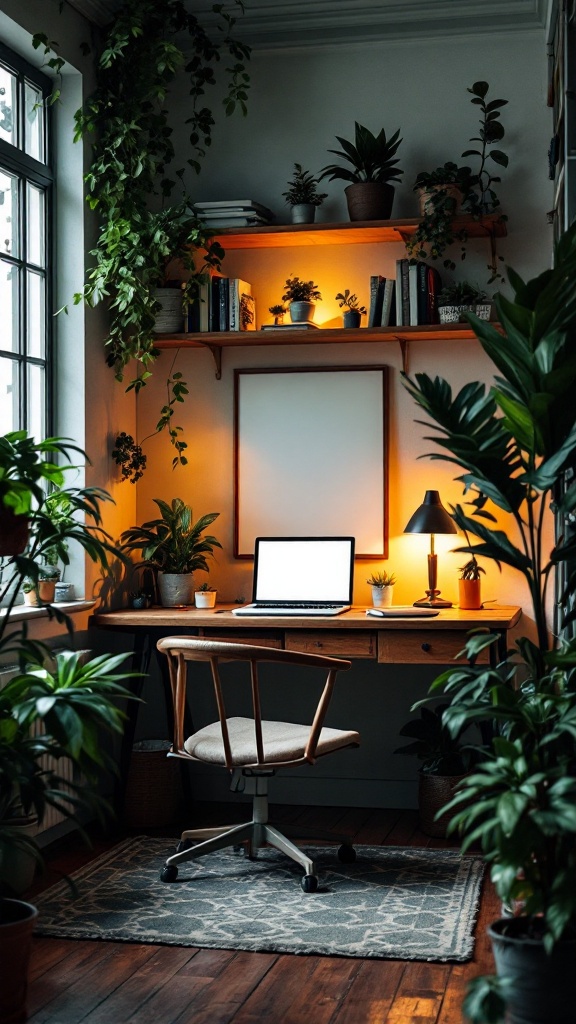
[155,216,506,377]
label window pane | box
[24,81,45,163]
[27,362,45,440]
[26,183,45,267]
[0,64,16,148]
[0,356,19,433]
[27,270,45,358]
[0,168,19,258]
[0,258,19,352]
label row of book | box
[193,199,274,229]
[368,260,442,328]
[186,276,256,333]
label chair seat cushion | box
[184,717,360,766]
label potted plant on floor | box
[282,163,328,224]
[335,290,367,328]
[281,277,323,324]
[395,704,473,838]
[320,122,403,221]
[366,570,396,607]
[121,498,222,608]
[402,219,576,1024]
[437,281,491,323]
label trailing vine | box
[34,0,250,480]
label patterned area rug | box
[35,837,484,961]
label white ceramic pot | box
[54,582,75,602]
[371,585,393,607]
[22,590,39,607]
[195,590,217,608]
[158,572,194,607]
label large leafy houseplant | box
[320,121,403,221]
[34,0,250,480]
[402,221,576,1023]
[121,498,222,575]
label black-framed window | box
[0,41,52,440]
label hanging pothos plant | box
[34,0,250,481]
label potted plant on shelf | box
[395,704,473,838]
[437,281,490,323]
[282,163,328,224]
[281,277,323,324]
[268,303,287,326]
[195,582,217,608]
[335,290,367,328]
[121,498,222,608]
[320,121,403,221]
[366,570,396,607]
[402,219,576,1024]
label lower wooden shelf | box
[153,322,497,377]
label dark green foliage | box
[438,281,487,306]
[320,122,403,185]
[282,164,328,207]
[121,498,222,574]
[282,277,322,303]
[394,704,472,775]
[335,290,366,314]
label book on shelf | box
[395,259,410,326]
[261,322,319,330]
[194,199,274,218]
[425,265,442,324]
[368,275,386,327]
[380,279,396,327]
[229,279,256,331]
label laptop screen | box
[253,537,355,603]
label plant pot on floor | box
[290,203,316,224]
[153,287,184,334]
[418,771,468,838]
[289,301,315,323]
[488,917,576,1024]
[158,572,194,607]
[0,898,38,1024]
[345,182,395,221]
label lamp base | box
[413,592,453,608]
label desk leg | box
[153,641,195,809]
[114,630,152,819]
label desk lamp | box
[404,490,457,607]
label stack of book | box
[193,200,274,229]
[186,276,256,333]
[367,276,397,327]
[394,259,442,327]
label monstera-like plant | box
[402,222,576,1024]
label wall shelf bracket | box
[395,337,409,374]
[199,341,222,379]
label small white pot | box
[195,590,217,609]
[371,585,393,607]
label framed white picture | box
[234,365,389,558]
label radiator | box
[1,662,75,835]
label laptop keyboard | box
[233,602,350,616]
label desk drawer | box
[197,629,282,649]
[378,630,489,665]
[285,631,376,659]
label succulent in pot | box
[194,581,217,608]
[121,498,222,608]
[282,163,328,224]
[335,289,367,328]
[366,569,396,607]
[320,122,403,221]
[281,276,322,324]
[457,555,485,609]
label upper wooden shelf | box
[209,214,506,249]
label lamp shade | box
[404,490,457,535]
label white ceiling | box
[67,0,551,47]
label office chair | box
[155,637,360,892]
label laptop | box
[232,537,355,617]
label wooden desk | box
[92,603,522,665]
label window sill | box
[0,600,96,624]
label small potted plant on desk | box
[195,582,217,609]
[121,498,222,608]
[282,163,328,224]
[281,276,322,324]
[458,555,485,609]
[335,289,367,329]
[366,570,396,607]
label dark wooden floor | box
[26,804,497,1024]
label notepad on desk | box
[366,607,440,618]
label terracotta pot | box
[458,578,482,610]
[345,182,395,222]
[38,579,56,603]
[0,509,29,557]
[0,898,38,1024]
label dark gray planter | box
[290,203,316,224]
[343,310,361,329]
[489,917,576,1024]
[289,301,315,323]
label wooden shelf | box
[154,322,496,377]
[209,214,506,249]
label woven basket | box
[124,740,183,828]
[418,772,468,838]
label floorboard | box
[24,805,495,1024]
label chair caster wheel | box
[301,874,318,893]
[161,864,178,883]
[338,843,356,864]
[176,838,194,853]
